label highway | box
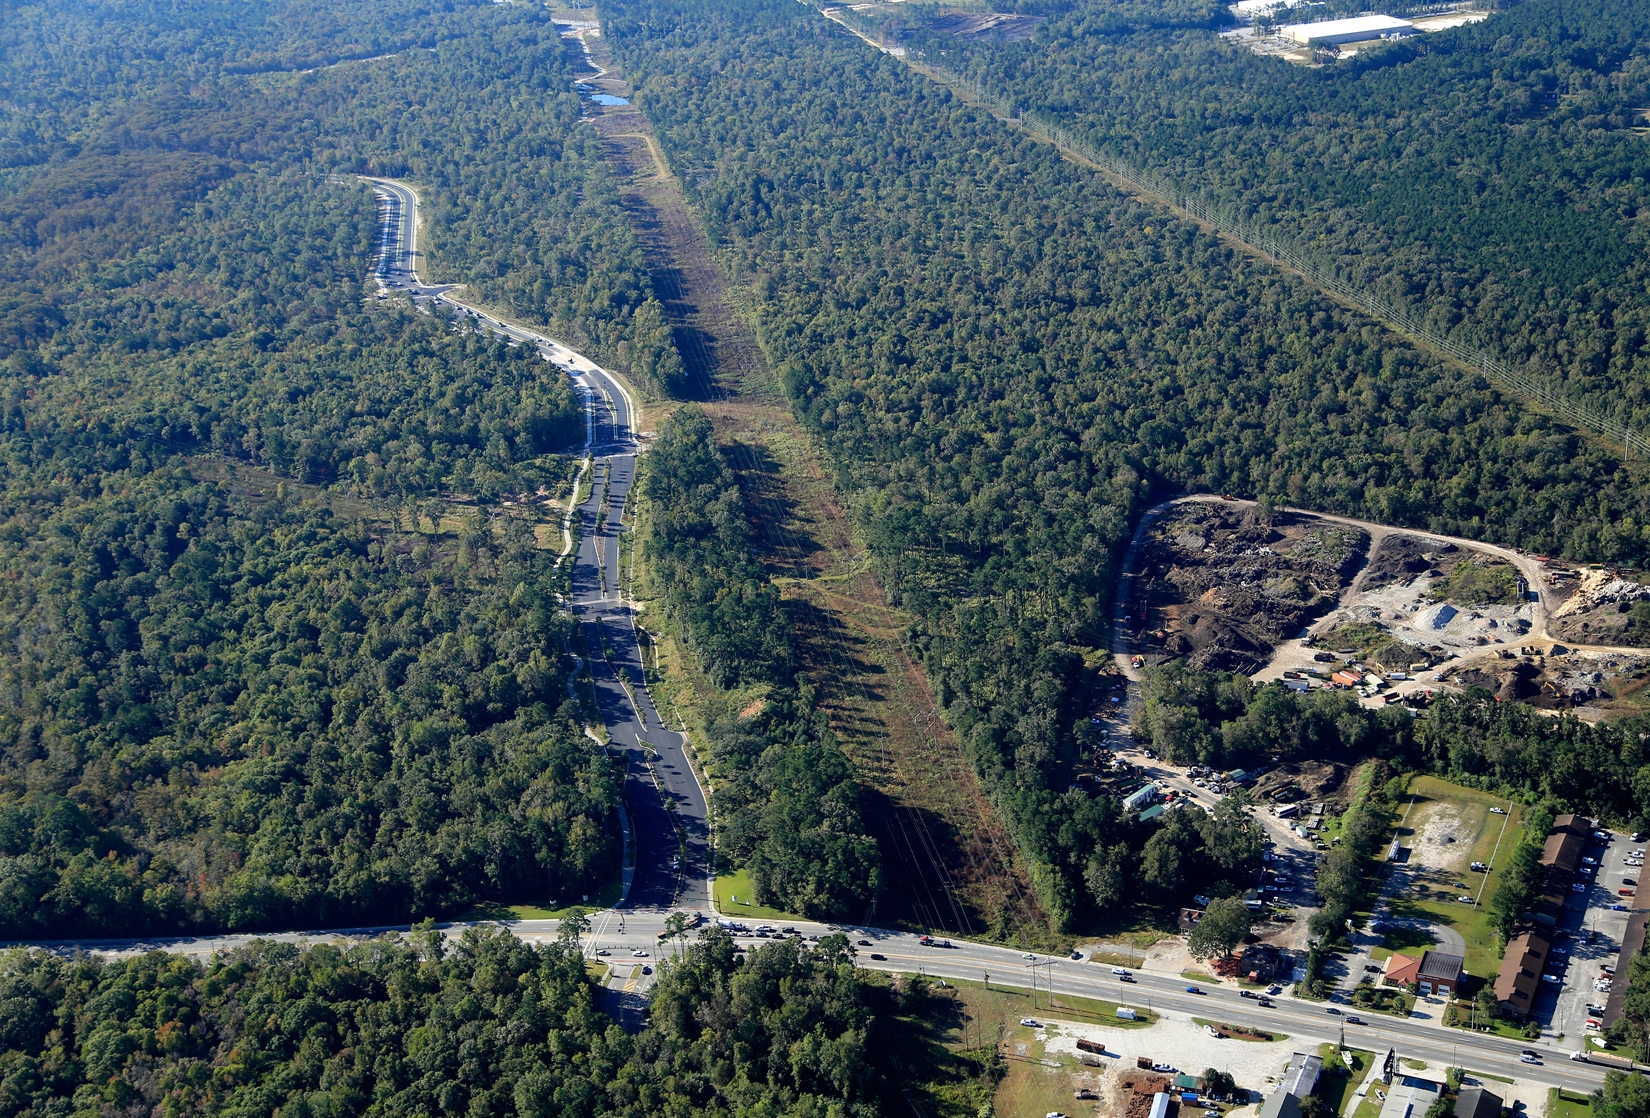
[360,177,714,1002]
[0,177,1631,1090]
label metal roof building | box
[1283,14,1413,44]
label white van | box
[1112,966,1132,976]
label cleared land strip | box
[819,9,1646,463]
[578,29,1051,939]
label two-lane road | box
[363,175,712,919]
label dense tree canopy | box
[922,0,1650,458]
[605,0,1650,929]
[640,409,881,920]
[0,0,688,936]
[0,927,929,1118]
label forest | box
[0,0,705,937]
[639,409,882,920]
[0,926,944,1118]
[916,0,1650,452]
[605,0,1650,929]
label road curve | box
[1,183,1624,1081]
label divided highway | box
[0,178,1626,1090]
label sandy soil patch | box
[1038,1014,1298,1109]
[1405,800,1479,874]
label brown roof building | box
[1604,911,1649,1028]
[1455,1087,1503,1118]
[1418,950,1464,995]
[1494,930,1552,1021]
[1493,814,1595,1020]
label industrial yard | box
[1221,4,1491,64]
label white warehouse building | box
[1282,14,1413,44]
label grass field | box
[460,879,623,923]
[713,867,803,921]
[1550,1088,1595,1118]
[1369,922,1439,963]
[1384,776,1522,978]
[1316,1046,1376,1116]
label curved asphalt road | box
[364,178,712,917]
[1,178,1628,1080]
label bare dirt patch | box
[1128,503,1368,674]
[1404,800,1479,875]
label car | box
[1602,965,1616,975]
[858,939,872,946]
[1491,806,1508,814]
[1020,1018,1041,1027]
[1585,856,1599,865]
[1614,903,1631,911]
[1267,986,1282,995]
[1628,879,1639,887]
[1326,1007,1343,1015]
[869,953,886,960]
[1186,986,1204,994]
[1364,964,1382,973]
[1470,861,1488,872]
[1630,860,1645,867]
[1071,950,1084,960]
[631,949,649,957]
[1120,974,1137,983]
[595,948,611,956]
[1542,974,1561,984]
[1621,888,1636,896]
[1346,1016,1364,1025]
[641,965,652,975]
[1241,990,1258,999]
[1633,850,1647,858]
[1520,1053,1540,1064]
[1112,967,1133,976]
[1024,953,1037,961]
[1458,895,1477,904]
[1572,883,1589,893]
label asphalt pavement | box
[2,177,1630,1084]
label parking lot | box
[1542,828,1643,1039]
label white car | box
[1021,1018,1041,1027]
[1112,967,1133,976]
[1491,807,1508,814]
[632,949,649,958]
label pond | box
[589,92,629,106]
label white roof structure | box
[1282,14,1413,44]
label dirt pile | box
[1131,504,1368,675]
[1252,761,1350,809]
[1361,535,1463,590]
[1547,567,1650,647]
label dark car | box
[858,939,872,946]
[1326,1008,1343,1016]
[1186,986,1204,995]
[1241,991,1258,999]
[869,953,886,961]
[1346,1016,1363,1025]
[1258,998,1274,1007]
[1120,975,1137,983]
